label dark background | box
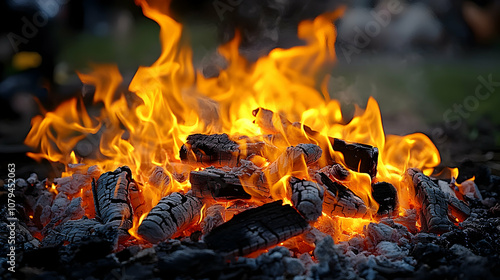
[0,0,499,179]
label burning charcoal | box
[179,133,267,167]
[92,166,134,237]
[137,192,202,244]
[371,182,398,216]
[325,163,350,181]
[147,166,171,196]
[265,143,322,186]
[204,201,309,257]
[201,205,225,234]
[289,177,324,222]
[42,218,102,247]
[405,168,454,234]
[190,167,252,201]
[129,181,147,219]
[317,173,368,218]
[331,138,378,178]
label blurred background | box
[0,0,499,181]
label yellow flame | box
[24,0,453,241]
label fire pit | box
[2,0,500,279]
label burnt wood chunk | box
[317,173,368,218]
[92,166,134,233]
[179,133,265,167]
[204,201,309,257]
[331,138,378,178]
[289,177,324,222]
[42,218,102,247]
[406,168,454,233]
[201,205,225,234]
[265,143,322,186]
[190,167,252,201]
[372,182,398,216]
[326,163,350,181]
[137,192,202,244]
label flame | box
[24,0,455,243]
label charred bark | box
[91,166,134,237]
[179,133,267,167]
[289,177,324,222]
[137,192,202,244]
[42,218,102,247]
[316,172,368,218]
[406,168,454,233]
[190,167,253,201]
[204,201,309,257]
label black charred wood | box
[179,133,266,167]
[289,177,324,222]
[204,201,309,257]
[190,167,252,201]
[372,181,398,216]
[406,168,454,234]
[317,172,368,218]
[137,192,202,244]
[331,138,378,178]
[91,166,134,237]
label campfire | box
[6,0,499,279]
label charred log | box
[200,204,225,234]
[91,166,134,238]
[371,182,398,216]
[265,143,322,186]
[204,201,309,257]
[317,173,368,218]
[148,166,171,196]
[406,168,454,233]
[331,138,378,178]
[289,177,324,222]
[137,192,202,244]
[179,133,267,167]
[319,163,350,181]
[42,218,102,247]
[190,167,252,201]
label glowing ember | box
[23,0,470,245]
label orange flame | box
[24,0,456,242]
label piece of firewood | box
[371,181,398,216]
[405,168,454,233]
[179,133,268,167]
[190,167,253,201]
[253,108,378,177]
[92,166,134,235]
[330,138,378,178]
[137,192,202,244]
[316,172,368,218]
[200,204,225,234]
[318,163,350,181]
[42,218,102,247]
[265,143,322,186]
[289,177,324,222]
[148,166,171,195]
[204,201,309,257]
